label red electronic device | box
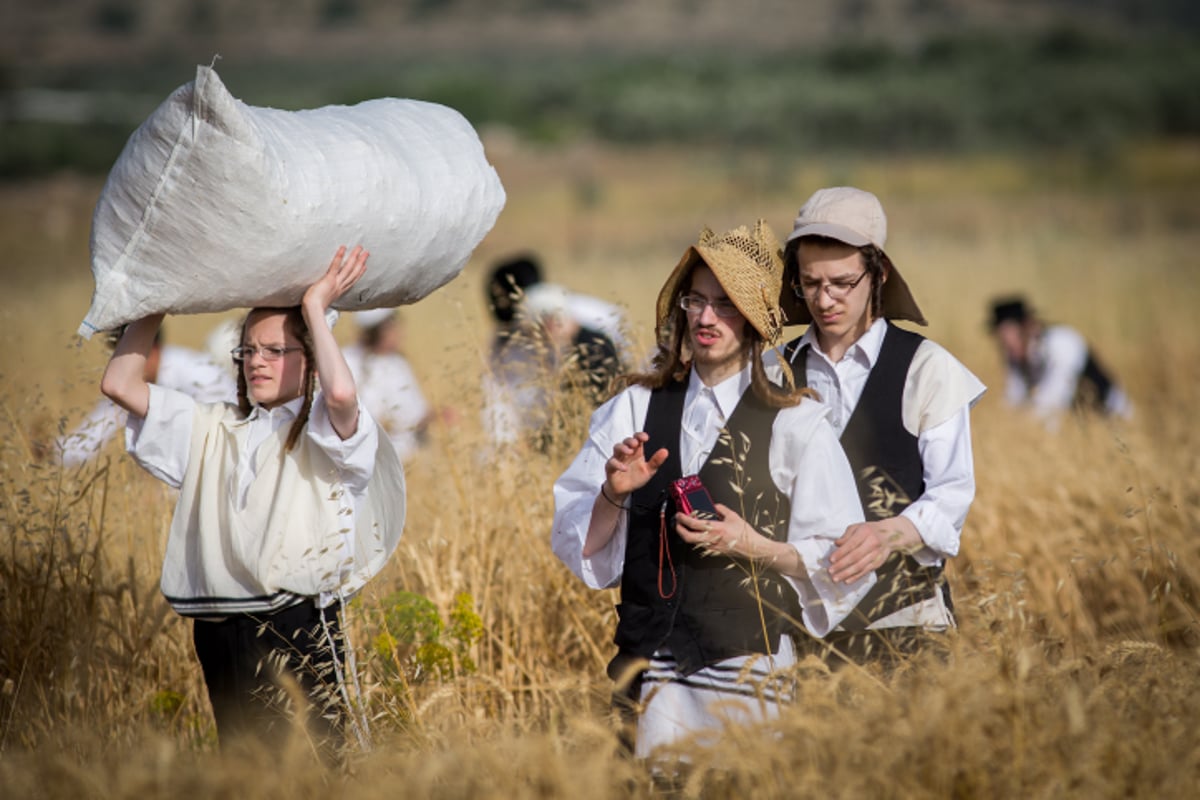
[669,475,721,520]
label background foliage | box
[1,1,1199,797]
[2,1,1200,176]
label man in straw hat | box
[775,186,985,666]
[551,221,872,759]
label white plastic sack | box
[79,65,506,338]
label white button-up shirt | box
[127,386,378,609]
[779,318,986,565]
[1004,324,1132,426]
[551,364,873,638]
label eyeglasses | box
[679,294,741,319]
[231,345,303,362]
[793,271,869,301]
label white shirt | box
[127,386,378,609]
[128,388,375,502]
[59,345,236,467]
[551,364,873,638]
[1005,324,1132,425]
[342,344,431,462]
[771,319,985,565]
[567,292,629,351]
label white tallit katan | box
[160,401,405,617]
[80,65,506,338]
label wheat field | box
[1,140,1198,798]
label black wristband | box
[599,483,626,510]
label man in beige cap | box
[551,221,872,759]
[776,186,985,666]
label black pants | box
[192,600,344,753]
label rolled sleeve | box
[125,384,198,489]
[60,400,124,467]
[771,401,874,637]
[306,394,378,499]
[552,466,628,589]
[550,389,646,589]
[900,406,976,564]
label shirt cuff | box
[789,539,875,637]
[306,395,378,496]
[900,502,959,564]
[557,494,626,590]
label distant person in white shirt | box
[523,283,624,408]
[57,326,235,467]
[774,186,986,666]
[342,308,434,463]
[483,253,629,446]
[989,296,1132,427]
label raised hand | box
[302,245,369,314]
[603,432,668,498]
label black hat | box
[990,296,1031,329]
[487,254,543,323]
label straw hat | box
[656,220,786,345]
[779,187,927,326]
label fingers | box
[646,447,669,470]
[674,512,709,534]
[306,245,369,313]
[829,528,884,583]
[712,503,738,522]
[333,245,369,289]
[612,436,642,461]
[610,433,660,467]
[830,553,877,584]
[676,514,736,554]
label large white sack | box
[79,65,506,339]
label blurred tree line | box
[1,4,1198,176]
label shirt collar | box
[686,362,751,420]
[794,317,888,368]
[234,394,306,426]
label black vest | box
[1012,335,1118,415]
[612,377,800,676]
[784,323,949,630]
[1075,350,1117,413]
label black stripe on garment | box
[642,656,795,704]
[164,590,307,617]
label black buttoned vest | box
[784,322,950,631]
[612,377,800,676]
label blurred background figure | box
[342,308,439,463]
[485,253,628,352]
[989,296,1132,426]
[482,253,628,448]
[57,325,235,467]
[523,282,624,410]
[204,317,242,380]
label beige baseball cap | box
[781,187,926,326]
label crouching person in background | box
[100,246,405,759]
[550,222,872,763]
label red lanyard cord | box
[657,500,677,599]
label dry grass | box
[1,140,1199,797]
